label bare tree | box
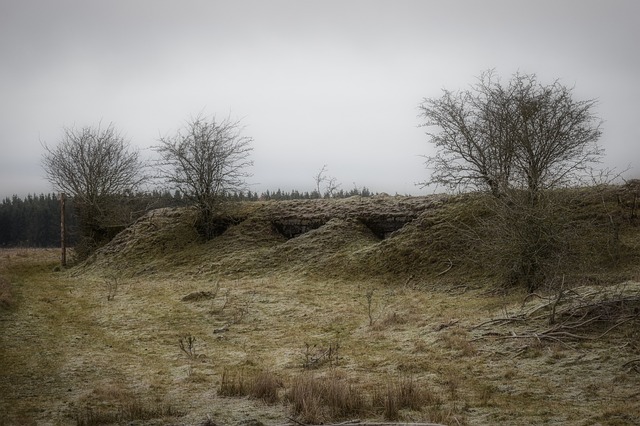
[313,165,341,198]
[154,114,253,239]
[419,71,607,292]
[419,70,603,200]
[42,122,144,258]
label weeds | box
[302,342,340,369]
[218,370,247,397]
[104,275,118,301]
[218,370,282,403]
[73,399,183,425]
[206,285,250,325]
[178,334,198,359]
[362,288,390,326]
[372,376,440,421]
[250,370,282,403]
[287,372,367,423]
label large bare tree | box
[154,114,253,239]
[419,70,603,200]
[419,71,606,291]
[42,122,144,257]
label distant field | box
[1,191,639,424]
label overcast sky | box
[1,0,638,199]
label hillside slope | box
[81,186,640,288]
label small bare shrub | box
[302,342,340,369]
[178,334,198,359]
[362,288,392,327]
[105,275,118,301]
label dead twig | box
[436,258,453,276]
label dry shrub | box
[218,370,282,404]
[0,275,13,309]
[72,386,183,426]
[373,377,440,421]
[74,399,182,426]
[287,375,324,424]
[250,370,282,403]
[218,370,248,397]
[302,341,340,369]
[287,372,367,423]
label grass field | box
[1,248,639,425]
[1,191,640,425]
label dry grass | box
[218,369,282,404]
[287,372,368,423]
[1,189,640,425]
[0,274,13,309]
[372,376,441,421]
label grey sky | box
[1,0,638,199]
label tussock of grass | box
[287,372,368,423]
[372,376,441,421]
[73,398,183,426]
[218,370,248,398]
[218,370,282,404]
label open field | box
[1,191,640,425]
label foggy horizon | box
[1,0,639,200]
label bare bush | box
[155,114,253,239]
[42,122,145,258]
[302,342,340,369]
[178,334,198,359]
[419,70,603,197]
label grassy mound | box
[80,186,640,289]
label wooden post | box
[60,192,66,267]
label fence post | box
[60,192,66,267]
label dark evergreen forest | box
[0,194,75,247]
